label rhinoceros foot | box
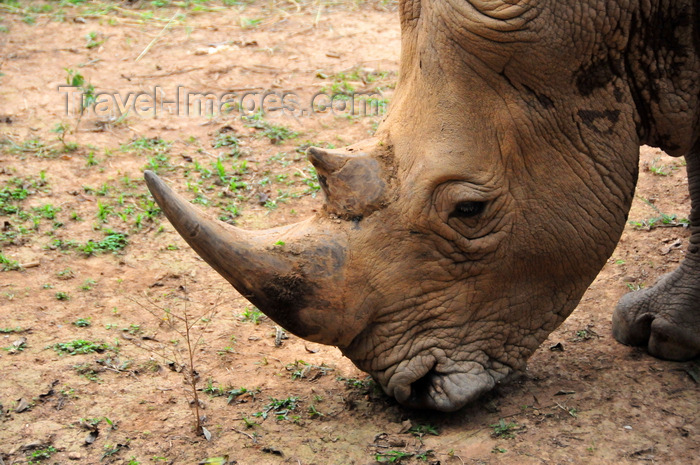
[613,264,700,361]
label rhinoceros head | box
[146,0,698,411]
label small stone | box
[68,452,82,461]
[624,425,633,430]
[15,398,30,413]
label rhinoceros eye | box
[451,201,485,219]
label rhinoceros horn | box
[307,138,389,219]
[143,170,354,345]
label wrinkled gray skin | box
[146,0,700,412]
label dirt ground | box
[0,1,698,464]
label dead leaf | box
[398,419,413,434]
[262,446,283,456]
[85,430,99,445]
[660,239,682,255]
[199,456,229,465]
[9,337,26,353]
[15,398,30,413]
[38,380,59,399]
[549,342,564,351]
[683,365,699,383]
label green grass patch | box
[52,339,110,355]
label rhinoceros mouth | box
[383,349,511,412]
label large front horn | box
[144,171,351,345]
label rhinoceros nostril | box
[408,364,439,402]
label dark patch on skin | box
[577,109,621,134]
[612,86,624,103]
[624,5,697,151]
[695,5,700,56]
[624,14,653,140]
[652,7,691,75]
[259,273,313,336]
[302,244,346,274]
[575,58,617,96]
[317,173,329,191]
[655,134,681,153]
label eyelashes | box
[450,201,486,219]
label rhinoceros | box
[145,0,699,411]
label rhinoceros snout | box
[383,350,503,412]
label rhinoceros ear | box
[308,141,389,219]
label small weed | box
[629,197,689,230]
[0,327,23,334]
[240,17,262,28]
[52,339,110,355]
[73,318,91,327]
[286,359,332,380]
[65,68,96,115]
[240,306,264,324]
[244,114,299,144]
[338,376,374,391]
[32,204,60,220]
[307,404,324,418]
[491,446,507,454]
[74,363,101,382]
[0,253,20,271]
[491,419,521,439]
[80,279,97,290]
[217,346,236,355]
[78,232,128,256]
[629,214,689,230]
[55,291,70,301]
[27,445,57,464]
[51,122,77,151]
[4,338,26,353]
[75,415,105,431]
[409,424,439,437]
[57,268,75,280]
[86,151,99,166]
[253,397,299,421]
[213,131,240,154]
[85,31,105,49]
[375,450,415,463]
[203,379,226,397]
[572,325,600,342]
[647,157,677,176]
[123,324,142,335]
[102,443,127,460]
[241,417,258,428]
[226,386,259,404]
[122,137,171,153]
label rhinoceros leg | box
[612,148,700,361]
